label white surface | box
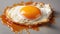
[0,0,60,34]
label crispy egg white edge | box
[6,4,52,25]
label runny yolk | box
[20,6,41,20]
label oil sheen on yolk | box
[20,6,41,20]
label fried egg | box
[6,3,52,25]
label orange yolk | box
[20,6,41,20]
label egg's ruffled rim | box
[0,2,54,28]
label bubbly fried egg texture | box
[6,3,52,25]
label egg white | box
[6,3,52,25]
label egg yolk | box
[20,6,41,20]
